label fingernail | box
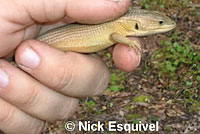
[135,52,141,67]
[20,47,40,69]
[128,49,141,67]
[0,69,9,88]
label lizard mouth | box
[159,25,176,31]
[150,23,176,33]
[147,20,176,31]
[161,21,176,29]
[130,24,176,36]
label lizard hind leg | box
[110,33,142,55]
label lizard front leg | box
[110,33,141,55]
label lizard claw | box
[129,41,142,55]
[132,45,141,55]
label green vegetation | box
[106,52,112,60]
[44,1,199,133]
[140,0,193,9]
[139,0,198,17]
[148,115,160,122]
[87,100,96,108]
[138,0,200,113]
[143,30,200,112]
[108,71,125,92]
[132,94,152,103]
[151,35,200,86]
[125,113,142,120]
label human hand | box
[0,0,141,134]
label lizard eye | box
[159,20,164,25]
[135,23,139,30]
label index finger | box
[0,0,130,57]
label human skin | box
[0,0,141,134]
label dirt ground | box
[42,0,200,134]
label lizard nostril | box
[171,21,176,25]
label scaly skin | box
[37,8,176,53]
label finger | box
[0,60,79,122]
[0,98,44,134]
[15,40,110,97]
[112,38,141,72]
[39,16,75,35]
[3,50,15,61]
[0,0,130,57]
[64,0,130,24]
[18,0,130,24]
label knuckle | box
[51,52,109,96]
[52,52,79,91]
[21,39,38,47]
[30,121,45,134]
[53,64,74,91]
[0,103,15,123]
[59,98,79,120]
[93,68,110,95]
[113,0,130,15]
[19,85,39,107]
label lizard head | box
[118,9,176,36]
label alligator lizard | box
[37,8,176,54]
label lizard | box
[37,8,176,54]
